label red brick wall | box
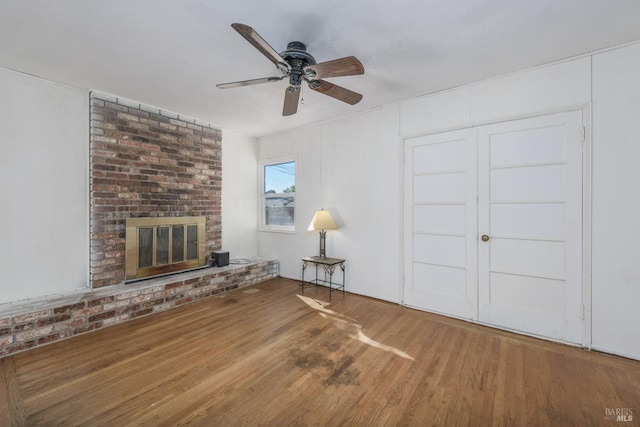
[90,94,222,288]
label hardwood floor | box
[1,277,638,426]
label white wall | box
[221,130,259,259]
[591,43,640,359]
[400,56,591,135]
[258,42,640,360]
[258,107,402,302]
[0,67,89,303]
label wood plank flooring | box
[1,277,638,426]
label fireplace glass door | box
[125,217,207,280]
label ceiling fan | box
[217,23,365,116]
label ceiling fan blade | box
[231,23,291,72]
[308,80,363,105]
[282,86,301,116]
[217,76,284,89]
[304,56,364,79]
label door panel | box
[404,129,477,319]
[413,263,466,297]
[413,234,466,267]
[478,111,583,344]
[490,203,564,239]
[414,205,466,235]
[489,126,566,166]
[413,140,466,172]
[490,165,566,200]
[489,273,565,315]
[413,173,466,203]
[490,239,565,279]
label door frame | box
[400,106,592,348]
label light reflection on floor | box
[296,294,414,361]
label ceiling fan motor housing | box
[280,41,316,87]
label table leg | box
[324,264,336,301]
[301,260,308,294]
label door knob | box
[481,235,490,242]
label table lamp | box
[308,209,338,258]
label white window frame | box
[259,156,297,233]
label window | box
[260,159,296,231]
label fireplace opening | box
[125,216,208,281]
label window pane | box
[265,196,294,226]
[264,161,295,194]
[263,160,295,228]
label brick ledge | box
[0,257,278,358]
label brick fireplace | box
[0,93,279,358]
[90,93,222,287]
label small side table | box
[300,256,346,300]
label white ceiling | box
[2,1,640,137]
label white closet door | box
[403,129,477,319]
[477,111,584,344]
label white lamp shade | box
[308,209,338,231]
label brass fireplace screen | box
[125,216,207,281]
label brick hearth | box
[0,257,278,358]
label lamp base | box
[318,230,327,258]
